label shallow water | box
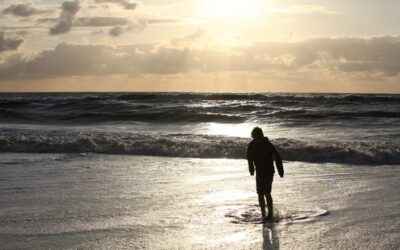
[0,153,399,249]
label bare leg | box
[266,193,273,219]
[258,194,267,218]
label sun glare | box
[199,0,262,20]
[206,123,255,138]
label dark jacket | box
[247,137,284,177]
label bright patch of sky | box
[0,0,399,92]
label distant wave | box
[1,93,399,125]
[1,92,399,103]
[270,110,400,119]
[116,93,400,103]
[0,107,246,124]
[1,129,398,165]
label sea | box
[0,93,399,249]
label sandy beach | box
[1,153,399,249]
[1,0,400,247]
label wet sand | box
[0,153,399,249]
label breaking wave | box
[0,129,398,165]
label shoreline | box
[0,153,399,249]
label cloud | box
[109,26,124,36]
[40,14,179,36]
[14,31,29,36]
[40,17,129,27]
[74,17,129,27]
[49,0,81,35]
[2,3,39,17]
[37,18,58,24]
[170,29,206,46]
[0,32,24,52]
[94,0,137,10]
[235,36,400,75]
[266,5,336,15]
[0,43,194,79]
[1,36,399,80]
[105,17,174,37]
[106,18,182,36]
[143,18,182,25]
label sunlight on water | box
[205,123,255,138]
[190,173,243,184]
[204,122,290,139]
[193,230,256,249]
[216,231,254,244]
[201,189,253,203]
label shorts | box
[256,174,274,194]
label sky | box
[0,0,399,93]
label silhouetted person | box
[247,127,284,221]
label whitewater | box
[0,93,399,249]
[1,92,399,164]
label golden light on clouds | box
[0,0,399,93]
[198,0,262,20]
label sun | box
[198,0,262,20]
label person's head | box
[251,127,264,139]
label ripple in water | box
[224,205,329,224]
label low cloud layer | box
[36,16,178,36]
[0,36,399,81]
[2,3,39,17]
[74,17,129,27]
[0,32,24,52]
[104,18,182,36]
[50,0,80,35]
[109,26,125,36]
[94,0,137,10]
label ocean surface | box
[0,92,399,249]
[0,92,399,164]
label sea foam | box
[1,129,398,165]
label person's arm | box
[271,143,284,178]
[247,144,255,176]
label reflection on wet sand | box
[263,223,280,250]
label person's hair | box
[251,127,264,139]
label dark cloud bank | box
[0,36,399,80]
[2,3,40,17]
[50,0,80,35]
[2,0,176,37]
[0,32,24,52]
[109,26,125,36]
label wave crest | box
[0,130,398,165]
